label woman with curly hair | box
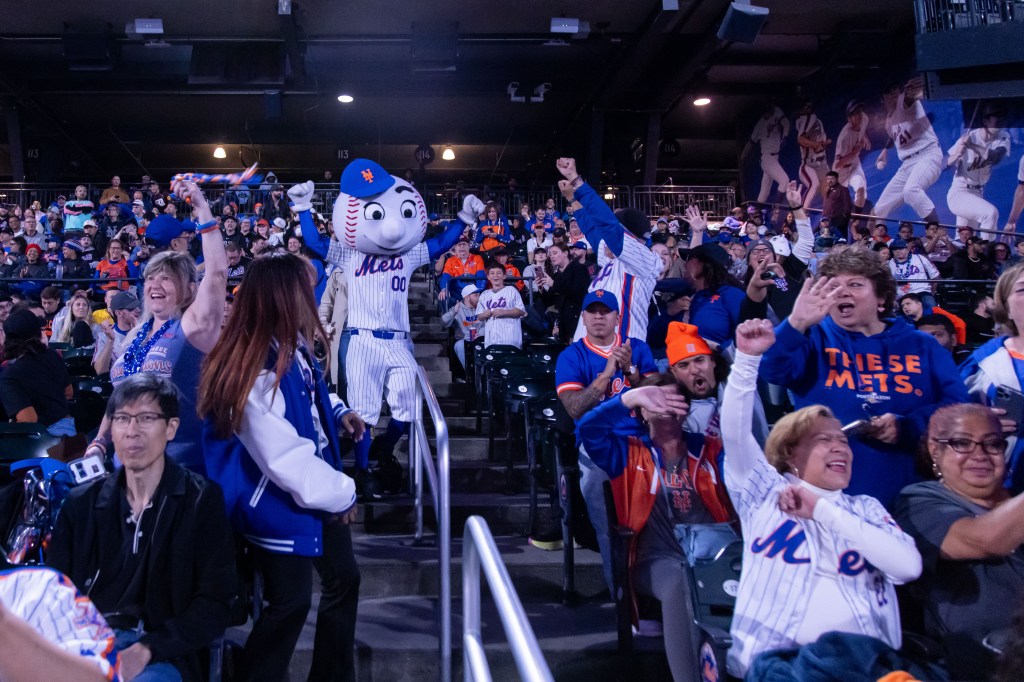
[760,245,971,506]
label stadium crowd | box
[0,144,1023,682]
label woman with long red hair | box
[198,252,365,681]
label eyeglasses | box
[111,412,167,427]
[932,437,1008,455]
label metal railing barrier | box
[462,516,554,682]
[409,365,453,682]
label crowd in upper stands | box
[1,150,1024,682]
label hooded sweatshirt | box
[761,316,970,507]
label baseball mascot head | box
[332,159,428,255]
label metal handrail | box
[409,364,453,682]
[462,516,554,682]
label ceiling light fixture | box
[213,146,227,159]
[442,146,455,161]
[693,97,711,106]
[337,94,354,103]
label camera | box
[760,271,776,280]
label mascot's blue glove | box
[288,181,315,213]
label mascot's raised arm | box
[290,159,484,499]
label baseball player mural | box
[294,159,483,498]
[794,98,832,209]
[872,77,943,225]
[832,100,872,223]
[742,103,791,205]
[945,103,1011,234]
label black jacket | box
[48,459,237,682]
[545,259,591,341]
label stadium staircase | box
[230,277,674,680]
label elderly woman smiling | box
[894,404,1024,661]
[722,319,922,678]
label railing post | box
[462,529,481,682]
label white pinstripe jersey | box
[476,285,525,348]
[722,355,913,678]
[950,128,1011,187]
[888,93,939,161]
[796,113,828,166]
[572,233,662,343]
[0,567,120,681]
[326,240,429,332]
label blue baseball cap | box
[340,159,396,198]
[429,213,440,221]
[147,214,196,246]
[582,289,618,313]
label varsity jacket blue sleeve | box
[899,342,971,444]
[572,182,627,254]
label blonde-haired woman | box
[720,318,922,678]
[86,181,227,472]
[961,260,1024,493]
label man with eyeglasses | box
[49,373,236,682]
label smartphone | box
[68,454,107,485]
[995,385,1024,427]
[841,419,871,438]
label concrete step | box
[353,534,606,600]
[397,435,512,462]
[424,370,452,384]
[267,595,671,682]
[414,357,450,371]
[356,491,552,535]
[379,414,479,436]
[410,323,441,332]
[412,342,447,358]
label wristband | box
[789,204,803,211]
[197,219,219,234]
[570,176,584,190]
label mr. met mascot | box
[290,159,483,499]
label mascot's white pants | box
[345,331,417,425]
[947,179,999,231]
[874,147,942,220]
[757,154,789,204]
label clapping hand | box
[735,319,776,356]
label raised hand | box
[785,181,804,209]
[735,319,776,356]
[459,194,486,225]
[681,205,708,233]
[610,343,633,372]
[287,181,315,212]
[555,158,579,182]
[788,276,839,333]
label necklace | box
[121,317,177,377]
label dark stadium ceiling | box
[0,0,913,180]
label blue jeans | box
[114,629,182,682]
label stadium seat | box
[472,344,523,431]
[0,424,60,483]
[68,392,107,434]
[62,348,96,377]
[74,376,113,398]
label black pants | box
[243,521,361,682]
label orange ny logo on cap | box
[595,290,604,297]
[361,169,374,182]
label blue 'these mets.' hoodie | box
[761,316,970,507]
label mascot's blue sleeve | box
[573,182,625,254]
[427,219,469,261]
[298,210,330,259]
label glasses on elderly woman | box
[932,437,1008,455]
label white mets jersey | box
[326,240,429,332]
